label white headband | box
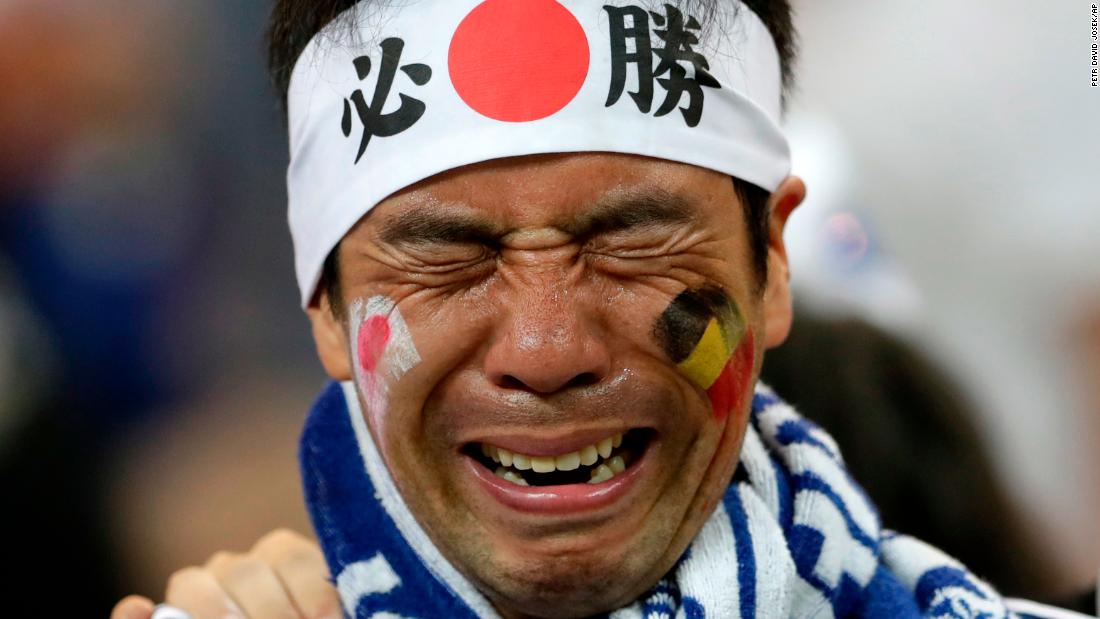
[288,0,791,306]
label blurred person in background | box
[0,261,129,615]
[0,2,214,430]
[763,310,1091,611]
[784,0,1100,600]
[0,3,178,615]
[1,1,311,615]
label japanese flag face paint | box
[349,296,422,425]
[287,0,790,307]
[653,287,755,420]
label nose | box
[483,291,612,395]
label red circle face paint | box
[448,0,589,122]
[358,314,392,374]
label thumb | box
[110,595,156,619]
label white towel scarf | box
[299,381,1021,619]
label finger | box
[165,567,243,619]
[253,530,341,619]
[111,595,156,619]
[206,553,299,619]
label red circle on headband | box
[449,0,589,122]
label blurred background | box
[0,0,1096,615]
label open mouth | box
[464,429,654,487]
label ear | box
[306,286,353,381]
[761,176,806,350]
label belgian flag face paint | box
[653,287,755,420]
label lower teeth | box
[493,453,629,486]
[494,467,529,486]
[588,464,614,484]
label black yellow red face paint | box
[653,287,754,420]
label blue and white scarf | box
[300,380,1017,618]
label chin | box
[476,554,656,618]
[456,519,683,619]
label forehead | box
[369,152,733,230]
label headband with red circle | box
[288,0,791,306]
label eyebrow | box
[379,209,501,247]
[561,188,696,237]
[378,188,697,247]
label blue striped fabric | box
[301,381,1025,618]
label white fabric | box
[327,382,1016,618]
[1003,599,1096,619]
[150,605,192,619]
[287,0,790,305]
[340,381,502,618]
[336,554,403,617]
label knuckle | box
[204,550,239,571]
[165,566,205,593]
[222,555,269,583]
[204,556,272,597]
[256,527,306,553]
[275,542,323,570]
[306,596,342,619]
[255,528,315,566]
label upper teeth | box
[481,432,626,478]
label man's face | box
[311,153,797,618]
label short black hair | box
[270,0,797,312]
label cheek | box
[653,287,753,420]
[350,296,423,429]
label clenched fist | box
[111,529,340,619]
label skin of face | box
[306,153,804,619]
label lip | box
[463,441,651,516]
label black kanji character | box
[341,37,432,163]
[603,4,721,127]
[605,5,655,113]
[651,4,720,127]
